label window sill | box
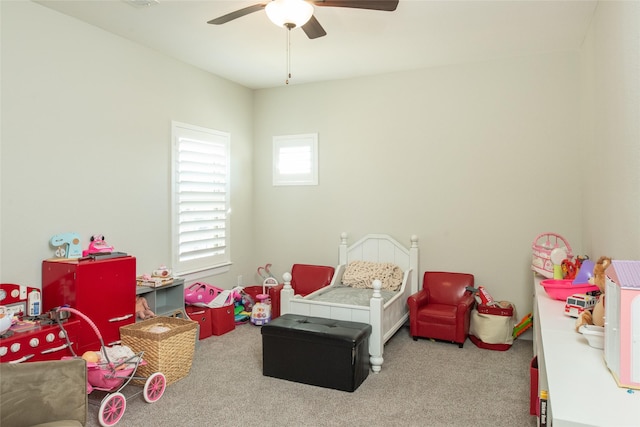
[177,263,231,282]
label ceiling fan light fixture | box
[265,0,314,28]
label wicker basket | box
[120,316,197,385]
[531,232,573,278]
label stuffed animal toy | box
[136,296,155,320]
[575,256,611,331]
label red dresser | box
[42,256,136,354]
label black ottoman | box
[261,314,372,392]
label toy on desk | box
[564,293,598,318]
[82,234,114,257]
[573,258,595,284]
[531,232,574,278]
[152,265,172,278]
[137,266,174,288]
[561,255,589,280]
[50,232,83,258]
[561,259,576,280]
[575,256,611,332]
[550,247,568,280]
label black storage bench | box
[261,314,372,392]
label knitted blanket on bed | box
[342,260,404,291]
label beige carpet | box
[85,322,536,427]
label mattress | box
[306,284,397,306]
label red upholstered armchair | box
[270,264,335,320]
[407,271,476,348]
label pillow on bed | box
[342,260,404,291]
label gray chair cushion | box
[1,359,87,427]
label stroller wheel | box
[143,372,166,403]
[98,392,126,426]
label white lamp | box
[265,0,314,28]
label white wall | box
[581,1,640,260]
[2,1,638,321]
[0,1,255,287]
[253,52,584,315]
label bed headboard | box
[338,233,419,293]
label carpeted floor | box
[85,322,537,427]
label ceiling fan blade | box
[207,3,267,25]
[312,0,399,12]
[301,15,327,39]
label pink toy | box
[604,260,640,390]
[57,306,166,426]
[184,282,225,306]
[82,234,114,257]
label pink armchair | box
[407,271,476,348]
[271,264,335,320]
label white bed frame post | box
[369,280,384,373]
[338,232,349,264]
[280,272,293,315]
[409,235,419,294]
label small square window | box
[272,133,318,186]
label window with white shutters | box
[171,121,230,276]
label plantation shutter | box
[172,122,230,275]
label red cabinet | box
[42,256,136,354]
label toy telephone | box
[50,232,82,259]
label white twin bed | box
[280,233,419,373]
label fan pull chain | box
[286,27,291,85]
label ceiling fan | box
[208,0,400,39]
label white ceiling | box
[34,0,598,89]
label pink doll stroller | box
[56,307,166,427]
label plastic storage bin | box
[210,304,235,336]
[185,305,213,340]
[530,356,539,416]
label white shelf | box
[533,275,640,426]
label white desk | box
[533,276,640,426]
